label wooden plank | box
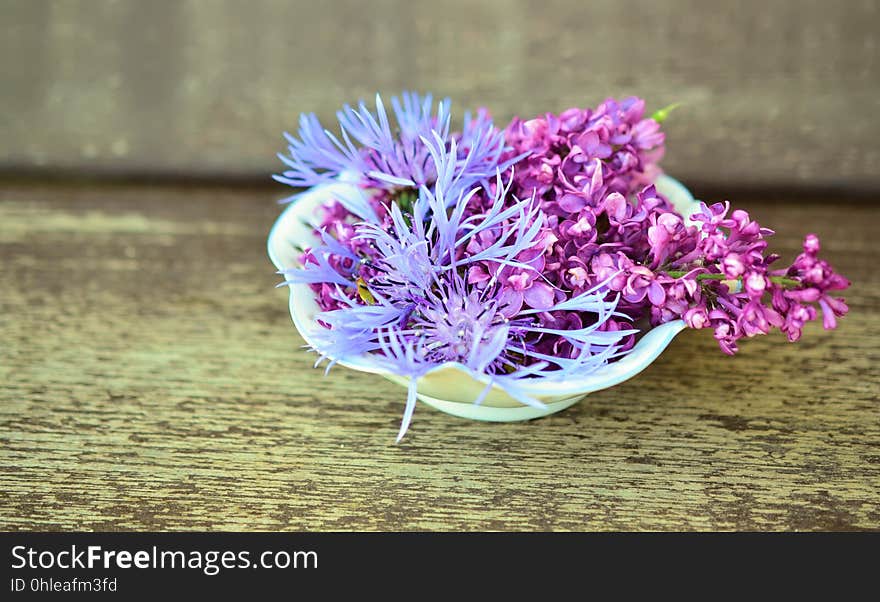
[1,182,877,530]
[2,0,879,191]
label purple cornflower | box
[275,91,514,197]
[282,136,634,439]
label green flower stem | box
[665,270,799,287]
[650,102,681,123]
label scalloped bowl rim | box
[268,174,698,410]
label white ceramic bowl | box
[268,175,698,421]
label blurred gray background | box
[2,0,878,192]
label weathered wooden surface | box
[0,182,878,531]
[2,0,879,191]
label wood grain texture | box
[0,182,878,531]
[2,0,879,191]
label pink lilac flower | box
[493,98,848,356]
[503,97,665,215]
[773,234,850,336]
[641,203,850,354]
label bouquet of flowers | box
[273,92,849,440]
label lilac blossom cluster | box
[274,92,850,438]
[477,97,849,356]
